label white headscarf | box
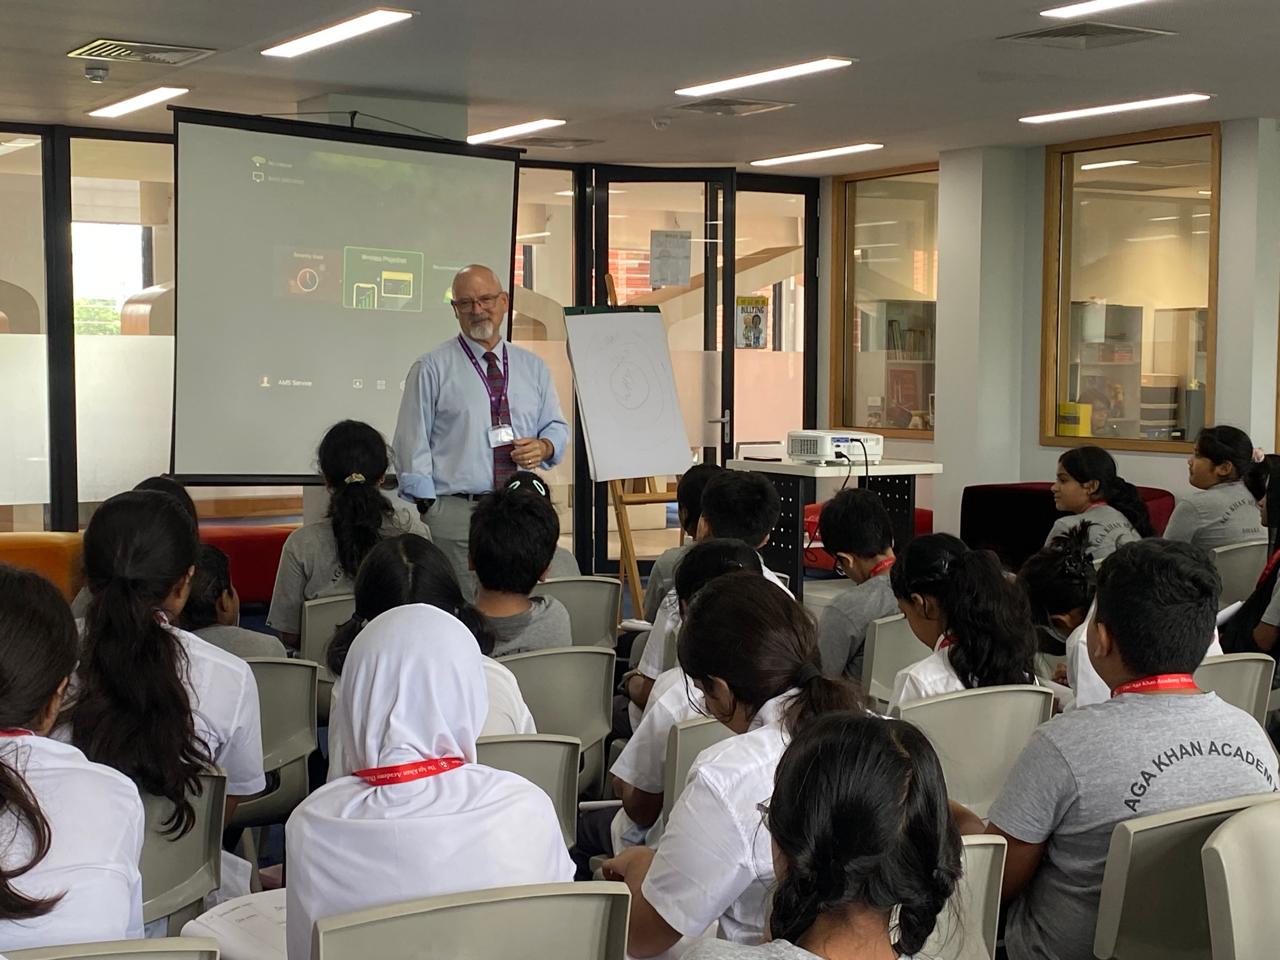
[285,604,573,960]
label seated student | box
[642,463,723,622]
[603,573,865,956]
[685,712,961,960]
[180,544,287,660]
[286,604,573,960]
[1164,425,1265,549]
[959,539,1278,960]
[469,488,572,657]
[1018,525,1097,670]
[66,490,266,825]
[325,534,536,779]
[268,420,428,648]
[0,566,145,951]
[889,533,1037,712]
[1046,445,1153,560]
[815,489,900,681]
[1222,454,1280,654]
[504,471,580,579]
[626,470,787,715]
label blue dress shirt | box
[393,334,568,499]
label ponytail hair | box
[71,491,208,835]
[1059,445,1154,537]
[678,572,863,736]
[1195,425,1254,483]
[319,420,394,579]
[328,534,497,675]
[1244,454,1280,538]
[766,713,961,956]
[0,566,79,920]
[1018,523,1098,628]
[891,534,1037,689]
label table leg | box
[753,472,814,600]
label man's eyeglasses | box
[451,293,503,312]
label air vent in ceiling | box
[675,98,794,118]
[66,39,215,66]
[999,21,1174,50]
[505,136,603,150]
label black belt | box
[449,492,488,502]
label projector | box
[787,430,884,466]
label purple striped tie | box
[483,351,516,490]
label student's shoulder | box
[691,721,786,794]
[829,576,898,618]
[536,594,573,623]
[23,736,143,805]
[171,625,257,682]
[283,519,335,552]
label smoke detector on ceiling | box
[999,21,1174,50]
[66,39,216,67]
[675,98,795,118]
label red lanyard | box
[1085,500,1109,511]
[354,757,464,786]
[0,729,32,737]
[1112,673,1199,697]
[868,557,895,578]
[458,335,508,408]
[1259,549,1280,588]
[936,631,955,651]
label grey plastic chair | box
[498,646,615,796]
[301,594,356,723]
[1202,797,1280,960]
[314,881,631,960]
[141,771,227,935]
[896,685,1053,819]
[477,734,581,848]
[1211,541,1269,608]
[661,716,733,823]
[532,576,622,648]
[862,614,931,707]
[6,939,220,960]
[230,658,318,830]
[922,834,1007,960]
[1195,653,1275,726]
[1094,793,1280,960]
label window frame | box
[830,162,940,440]
[1038,122,1221,454]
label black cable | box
[256,110,454,143]
[834,451,855,491]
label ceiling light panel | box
[468,118,565,145]
[675,57,853,97]
[1020,93,1210,124]
[1041,0,1158,19]
[87,86,189,118]
[751,142,883,167]
[262,9,413,57]
[1080,159,1139,170]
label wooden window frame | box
[1039,123,1221,454]
[830,162,939,440]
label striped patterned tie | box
[483,351,516,490]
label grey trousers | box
[424,495,479,601]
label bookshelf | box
[1067,301,1143,439]
[854,299,936,429]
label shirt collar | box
[459,332,506,362]
[749,689,798,733]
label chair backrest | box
[6,938,221,960]
[922,834,1007,960]
[314,881,631,960]
[1202,797,1280,960]
[498,647,614,753]
[532,577,622,648]
[301,595,355,722]
[140,772,227,928]
[477,734,580,848]
[863,614,932,706]
[661,716,733,822]
[897,685,1053,819]
[1094,792,1280,960]
[1195,653,1274,726]
[1211,540,1269,607]
[231,658,319,829]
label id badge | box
[488,424,515,448]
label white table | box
[727,457,943,599]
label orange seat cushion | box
[0,532,85,601]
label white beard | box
[468,319,496,342]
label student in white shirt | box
[67,490,266,826]
[0,566,145,951]
[286,604,573,960]
[268,420,430,648]
[325,534,535,779]
[1046,446,1153,560]
[1220,454,1280,656]
[1164,425,1266,550]
[603,572,866,956]
[686,712,961,960]
[889,534,1037,712]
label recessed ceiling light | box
[750,142,883,167]
[552,188,625,197]
[1193,212,1211,217]
[675,57,854,98]
[87,86,189,118]
[1149,215,1180,222]
[1192,230,1209,235]
[1019,93,1210,124]
[468,118,565,145]
[515,232,551,240]
[0,137,39,157]
[1198,190,1213,196]
[262,8,414,58]
[1041,0,1157,19]
[1080,159,1140,171]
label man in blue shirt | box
[393,264,569,593]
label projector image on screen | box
[343,246,424,312]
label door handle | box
[706,409,731,444]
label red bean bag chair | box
[803,503,934,572]
[199,524,299,605]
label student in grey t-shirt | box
[182,544,288,660]
[1164,426,1265,550]
[1046,446,1151,561]
[814,488,901,681]
[960,540,1277,960]
[472,488,574,658]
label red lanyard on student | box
[868,557,895,578]
[458,335,508,409]
[1111,674,1198,697]
[936,631,956,651]
[354,757,465,786]
[1085,500,1109,511]
[1259,549,1280,588]
[0,729,32,738]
